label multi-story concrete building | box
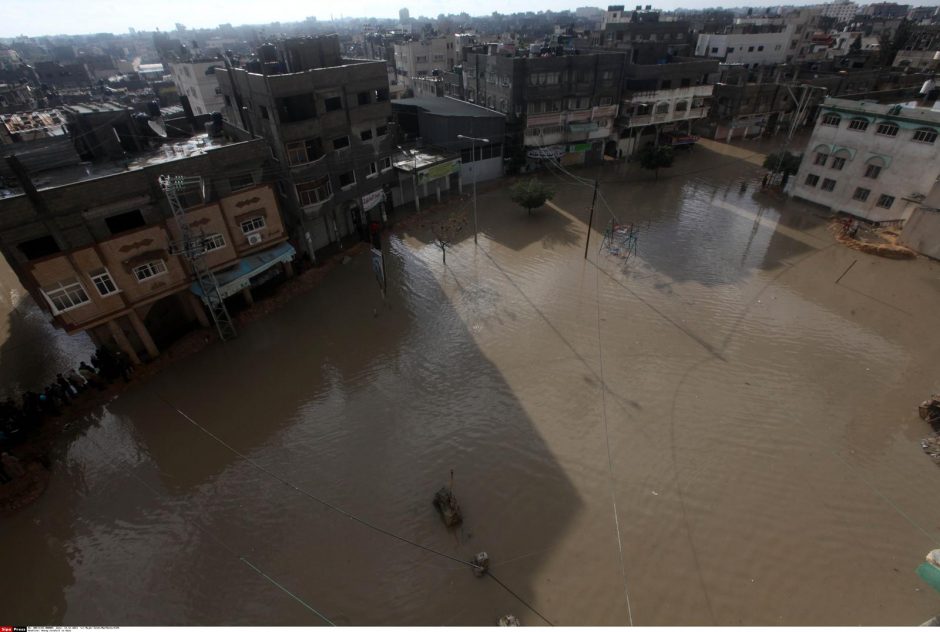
[216,36,397,258]
[614,58,718,155]
[461,49,624,165]
[393,36,456,95]
[893,26,940,70]
[168,59,225,116]
[0,133,292,362]
[591,12,694,63]
[695,27,791,67]
[791,97,940,223]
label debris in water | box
[432,469,462,526]
[498,614,521,626]
[921,436,940,465]
[919,396,940,426]
[471,551,489,577]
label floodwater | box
[2,138,940,625]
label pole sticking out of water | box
[585,179,599,259]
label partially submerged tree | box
[763,151,802,176]
[509,178,555,215]
[638,143,674,179]
[429,211,467,265]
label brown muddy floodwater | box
[1,139,939,625]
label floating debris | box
[471,551,489,577]
[432,469,462,527]
[922,436,940,465]
[498,614,521,626]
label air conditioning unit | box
[247,232,263,245]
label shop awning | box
[191,241,295,300]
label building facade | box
[791,97,940,223]
[393,36,457,94]
[216,36,397,258]
[169,59,226,116]
[0,136,292,362]
[695,29,791,67]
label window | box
[105,209,146,235]
[202,233,226,252]
[240,216,266,234]
[432,54,445,62]
[18,235,60,260]
[655,102,670,114]
[42,278,90,313]
[852,187,871,201]
[821,113,841,126]
[333,136,350,150]
[727,47,735,53]
[339,171,356,188]
[680,78,691,88]
[848,117,869,131]
[876,194,895,209]
[324,96,342,112]
[276,93,316,123]
[376,125,388,137]
[912,127,938,143]
[876,122,898,136]
[864,164,882,179]
[357,91,371,105]
[757,45,764,51]
[375,88,389,102]
[748,46,755,52]
[360,129,373,141]
[814,152,829,165]
[132,260,167,282]
[415,55,428,63]
[89,268,118,297]
[804,173,820,187]
[286,138,324,165]
[675,100,688,112]
[599,96,613,106]
[368,162,378,177]
[229,173,254,191]
[297,176,332,206]
[660,79,671,90]
[224,95,232,107]
[830,156,846,170]
[711,47,719,53]
[821,178,836,192]
[381,156,392,171]
[260,105,269,120]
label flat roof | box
[393,96,504,118]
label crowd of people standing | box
[0,346,134,483]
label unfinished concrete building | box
[216,36,396,258]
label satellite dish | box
[148,116,168,138]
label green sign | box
[568,143,591,153]
[417,159,461,185]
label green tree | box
[763,151,802,176]
[638,143,674,179]
[509,178,555,215]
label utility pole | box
[457,133,490,245]
[584,179,599,259]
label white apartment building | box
[168,60,225,116]
[792,98,940,223]
[818,1,858,23]
[393,36,456,93]
[695,30,791,67]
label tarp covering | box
[191,241,295,300]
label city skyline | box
[5,0,939,38]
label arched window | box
[821,112,841,127]
[655,101,669,115]
[847,117,869,131]
[875,121,899,136]
[912,127,938,144]
[864,156,886,179]
[830,148,851,170]
[674,100,688,112]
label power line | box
[156,394,555,625]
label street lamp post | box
[397,145,420,213]
[457,134,490,245]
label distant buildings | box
[818,1,859,23]
[393,35,456,94]
[695,28,790,67]
[792,97,940,223]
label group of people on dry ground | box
[0,346,134,482]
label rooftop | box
[0,108,67,137]
[824,96,940,123]
[3,133,241,194]
[393,96,505,118]
[60,101,128,115]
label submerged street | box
[2,139,939,625]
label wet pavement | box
[2,137,940,625]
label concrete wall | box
[695,31,790,66]
[900,207,940,259]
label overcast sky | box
[4,0,939,38]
